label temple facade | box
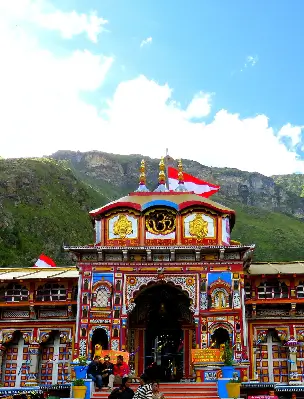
[0,159,303,395]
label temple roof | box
[0,267,78,281]
[248,261,304,275]
[89,192,235,226]
[0,262,304,277]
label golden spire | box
[154,155,169,192]
[178,159,184,183]
[175,158,188,192]
[135,159,149,192]
[139,159,146,186]
[158,156,166,184]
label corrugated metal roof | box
[0,268,79,280]
[0,263,304,280]
[249,262,304,275]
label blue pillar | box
[218,378,230,398]
[84,379,93,399]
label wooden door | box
[256,334,288,382]
[2,334,26,387]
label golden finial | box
[139,159,146,186]
[135,159,149,192]
[178,159,184,183]
[158,156,166,184]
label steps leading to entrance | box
[92,382,219,398]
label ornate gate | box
[256,333,288,382]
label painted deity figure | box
[215,291,226,309]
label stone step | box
[91,382,219,398]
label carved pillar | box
[194,317,200,348]
[183,328,190,378]
[121,318,127,350]
[26,341,40,386]
[0,344,6,382]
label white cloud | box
[0,0,107,42]
[185,92,212,119]
[140,37,152,48]
[241,55,259,72]
[277,123,303,148]
[0,2,303,177]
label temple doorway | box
[38,330,70,385]
[1,331,25,387]
[255,329,288,383]
[211,327,230,348]
[128,283,194,381]
[91,328,109,358]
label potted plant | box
[72,378,87,399]
[226,373,241,398]
[221,342,235,378]
[71,356,88,379]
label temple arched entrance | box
[128,282,195,381]
[211,327,230,348]
[91,328,109,358]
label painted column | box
[121,318,127,350]
[0,345,6,382]
[26,341,40,386]
[183,328,190,378]
[137,329,145,376]
[194,317,200,348]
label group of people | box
[87,354,164,399]
[87,354,129,391]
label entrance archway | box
[211,328,230,348]
[128,282,194,382]
[91,328,109,358]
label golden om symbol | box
[146,210,176,235]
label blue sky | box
[1,0,304,175]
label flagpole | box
[165,148,169,190]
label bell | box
[159,302,166,314]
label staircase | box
[92,382,219,398]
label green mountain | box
[0,158,107,266]
[0,152,303,266]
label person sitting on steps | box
[101,355,114,388]
[87,356,103,391]
[108,355,130,391]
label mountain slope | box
[0,153,303,266]
[52,150,304,219]
[50,150,304,262]
[0,158,107,266]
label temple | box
[0,158,304,398]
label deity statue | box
[215,291,226,309]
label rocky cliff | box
[0,152,303,266]
[52,150,304,219]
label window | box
[36,283,67,302]
[245,283,251,299]
[92,286,111,308]
[5,284,29,302]
[258,281,288,299]
[297,282,304,298]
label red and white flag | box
[33,254,56,268]
[168,166,220,198]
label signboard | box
[248,396,278,399]
[191,349,221,363]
